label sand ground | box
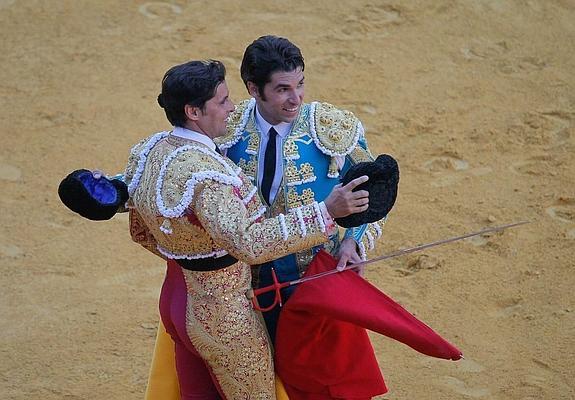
[1,0,574,399]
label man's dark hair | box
[157,60,226,127]
[240,35,305,97]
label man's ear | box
[184,104,200,121]
[247,81,260,99]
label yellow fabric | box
[144,320,180,400]
[145,320,290,400]
[275,375,290,399]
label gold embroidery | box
[284,161,300,186]
[284,162,316,187]
[129,139,232,258]
[283,139,299,160]
[299,163,315,183]
[195,181,326,265]
[287,187,302,209]
[328,156,339,178]
[182,264,276,399]
[295,249,314,276]
[286,187,317,209]
[238,157,257,180]
[218,99,252,145]
[129,208,164,258]
[348,146,374,164]
[300,188,315,206]
[267,182,287,220]
[246,133,260,154]
[312,102,361,155]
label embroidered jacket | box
[125,133,333,265]
[124,131,341,399]
[216,99,387,274]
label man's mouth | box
[283,106,298,113]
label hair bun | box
[157,93,165,108]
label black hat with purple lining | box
[58,169,129,221]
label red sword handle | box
[250,268,290,312]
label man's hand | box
[336,237,364,272]
[324,175,369,218]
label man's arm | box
[193,176,368,266]
[338,121,389,268]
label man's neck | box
[254,105,293,138]
[171,126,216,150]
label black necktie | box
[261,127,277,205]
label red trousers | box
[159,259,224,400]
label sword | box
[250,220,529,311]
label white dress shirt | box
[254,107,292,204]
[171,126,217,151]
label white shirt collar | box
[254,106,292,138]
[171,126,217,151]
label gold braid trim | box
[216,99,255,149]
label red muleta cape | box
[275,250,462,399]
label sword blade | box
[290,220,529,285]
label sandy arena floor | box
[1,1,574,399]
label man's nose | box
[288,90,300,104]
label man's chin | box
[282,110,300,122]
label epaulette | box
[310,102,361,157]
[156,145,242,219]
[216,98,256,150]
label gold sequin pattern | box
[313,102,360,155]
[218,99,252,145]
[283,139,299,160]
[348,145,375,164]
[128,208,165,259]
[194,180,329,265]
[284,161,317,186]
[237,157,257,182]
[299,162,315,182]
[182,264,276,399]
[236,171,264,220]
[246,133,260,155]
[129,139,225,258]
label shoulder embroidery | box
[216,98,256,149]
[309,102,361,157]
[125,131,170,196]
[348,145,374,164]
[155,145,242,218]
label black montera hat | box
[58,169,129,221]
[334,154,399,228]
